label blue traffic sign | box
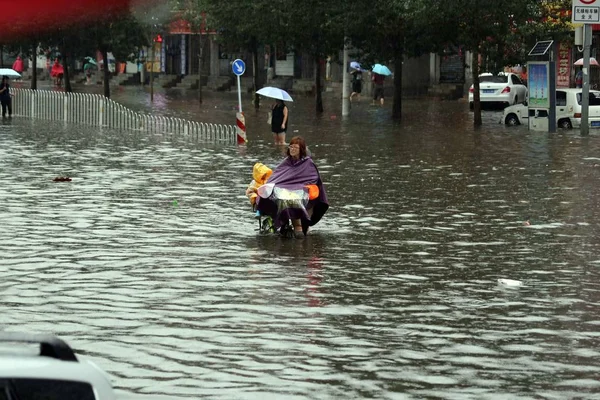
[232,59,246,76]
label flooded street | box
[2,90,600,399]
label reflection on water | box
[1,92,600,399]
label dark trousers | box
[1,98,11,117]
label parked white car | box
[469,72,528,109]
[502,88,600,129]
[0,332,116,399]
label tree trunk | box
[101,47,110,98]
[31,46,37,90]
[472,47,482,127]
[62,48,72,93]
[252,48,260,109]
[197,35,206,104]
[315,56,323,113]
[392,52,403,120]
[150,42,155,102]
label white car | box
[503,88,600,129]
[0,332,116,399]
[469,72,528,109]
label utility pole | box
[342,38,349,116]
[581,23,592,136]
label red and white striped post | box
[236,111,247,143]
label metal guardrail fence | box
[11,89,237,143]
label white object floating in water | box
[497,279,523,287]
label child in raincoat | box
[245,162,273,215]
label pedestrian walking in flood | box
[372,72,385,106]
[349,68,363,103]
[271,99,289,145]
[0,76,12,118]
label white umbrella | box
[0,68,21,78]
[256,86,293,102]
[574,57,599,66]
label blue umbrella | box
[84,56,97,66]
[372,64,392,76]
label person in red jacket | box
[372,72,385,106]
[50,59,64,86]
[12,56,23,74]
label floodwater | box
[2,88,600,400]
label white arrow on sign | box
[235,63,244,73]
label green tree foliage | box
[424,0,540,126]
[346,0,434,119]
[87,12,156,98]
[281,0,345,113]
[171,0,211,103]
[181,0,284,108]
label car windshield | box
[480,76,508,84]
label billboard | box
[528,62,550,108]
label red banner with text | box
[557,42,571,88]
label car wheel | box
[505,114,520,126]
[469,102,474,110]
[558,118,572,129]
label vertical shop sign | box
[556,42,571,87]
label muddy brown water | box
[1,89,600,399]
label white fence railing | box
[12,89,237,143]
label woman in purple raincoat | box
[256,136,328,238]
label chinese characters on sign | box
[557,42,571,87]
[573,7,599,22]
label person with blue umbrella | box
[371,63,392,107]
[84,57,97,85]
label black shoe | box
[279,223,294,238]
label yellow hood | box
[253,163,272,185]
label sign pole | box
[232,59,247,143]
[237,74,243,113]
[549,43,557,133]
[572,0,599,135]
[581,23,592,136]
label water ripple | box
[2,99,600,398]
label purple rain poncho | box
[256,156,328,233]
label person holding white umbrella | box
[270,99,289,145]
[256,86,293,145]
